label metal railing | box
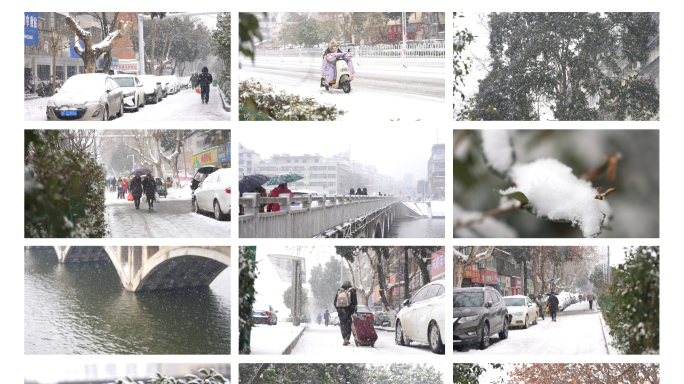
[239,193,400,238]
[253,42,445,68]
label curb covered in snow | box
[282,324,308,355]
[217,85,231,112]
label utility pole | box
[401,12,406,66]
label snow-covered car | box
[253,305,278,325]
[454,286,509,351]
[395,280,446,354]
[161,75,180,95]
[331,311,339,326]
[503,295,538,329]
[178,76,191,89]
[193,168,231,221]
[46,73,123,121]
[136,75,163,104]
[111,74,145,112]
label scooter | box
[320,51,352,94]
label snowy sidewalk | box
[454,300,609,355]
[290,323,433,355]
[249,323,308,355]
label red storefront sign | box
[464,267,498,285]
[431,248,445,279]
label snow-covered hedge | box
[110,368,227,384]
[25,130,108,238]
[239,246,259,355]
[599,246,659,354]
[218,74,230,105]
[239,80,345,121]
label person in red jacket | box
[266,183,293,212]
[123,178,128,196]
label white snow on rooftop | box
[498,158,610,238]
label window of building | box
[55,65,64,80]
[295,159,299,163]
[67,65,77,78]
[37,64,50,81]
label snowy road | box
[105,189,230,238]
[290,323,433,355]
[24,87,231,121]
[453,301,609,355]
[240,61,445,121]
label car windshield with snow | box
[46,73,124,121]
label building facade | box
[427,143,445,200]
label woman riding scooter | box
[321,39,355,93]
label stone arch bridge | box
[52,246,230,292]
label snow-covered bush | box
[239,80,345,121]
[109,368,227,384]
[600,246,659,354]
[25,130,108,238]
[239,246,259,354]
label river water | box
[24,247,230,355]
[389,218,445,238]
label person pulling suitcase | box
[333,281,357,346]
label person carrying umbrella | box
[266,183,293,212]
[142,173,157,210]
[129,175,143,210]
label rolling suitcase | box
[351,313,378,347]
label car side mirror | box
[347,48,351,52]
[106,89,111,93]
[485,301,493,308]
[402,299,410,307]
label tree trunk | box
[412,248,431,285]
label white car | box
[137,75,163,104]
[162,75,180,95]
[503,295,538,329]
[193,168,231,221]
[46,73,123,121]
[111,74,145,112]
[395,280,446,354]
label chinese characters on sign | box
[24,12,39,47]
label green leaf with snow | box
[495,190,529,204]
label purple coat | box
[321,53,355,83]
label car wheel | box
[193,197,201,214]
[478,323,490,350]
[103,105,109,121]
[533,313,538,325]
[523,315,529,329]
[133,96,139,112]
[428,322,444,354]
[140,95,145,108]
[499,317,509,339]
[214,200,227,221]
[117,99,123,117]
[395,321,406,346]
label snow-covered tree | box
[65,16,132,73]
[509,363,659,384]
[453,246,494,288]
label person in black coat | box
[129,175,144,210]
[142,174,157,210]
[546,293,560,322]
[356,188,362,196]
[333,280,357,345]
[198,67,213,104]
[349,188,355,196]
[362,188,368,195]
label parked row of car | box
[45,73,183,121]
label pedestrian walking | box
[317,314,322,325]
[349,188,355,196]
[142,173,157,210]
[266,183,293,212]
[587,291,595,310]
[129,175,143,210]
[117,177,124,199]
[333,280,357,346]
[198,67,213,104]
[323,309,330,326]
[547,293,559,322]
[123,178,128,197]
[111,177,117,192]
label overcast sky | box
[241,127,447,181]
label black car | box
[253,305,278,325]
[453,287,509,351]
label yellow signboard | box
[191,148,219,168]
